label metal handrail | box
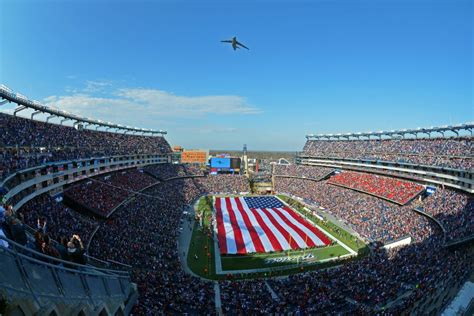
[0,235,129,277]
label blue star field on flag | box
[243,196,284,209]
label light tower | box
[243,144,248,176]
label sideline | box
[178,197,214,281]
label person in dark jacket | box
[56,236,69,261]
[67,234,86,265]
[9,217,28,246]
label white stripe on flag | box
[275,208,326,246]
[229,198,256,253]
[257,208,292,250]
[265,208,307,248]
[219,198,237,254]
[238,197,274,252]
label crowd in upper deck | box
[303,137,473,169]
[273,164,335,180]
[0,113,171,179]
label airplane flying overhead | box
[221,37,249,50]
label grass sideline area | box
[187,196,215,278]
[221,244,348,270]
[186,195,367,280]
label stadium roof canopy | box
[306,123,473,140]
[0,84,167,136]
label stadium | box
[0,84,472,315]
[1,1,473,315]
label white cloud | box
[116,88,260,115]
[83,80,113,93]
[42,87,261,122]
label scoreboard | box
[210,158,231,169]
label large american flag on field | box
[214,196,331,254]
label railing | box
[0,235,133,309]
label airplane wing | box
[221,40,232,43]
[236,41,249,50]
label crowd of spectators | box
[274,177,436,243]
[64,169,157,217]
[195,175,250,194]
[266,239,471,313]
[18,194,99,245]
[0,113,171,179]
[220,280,277,314]
[420,187,474,242]
[328,171,425,205]
[273,164,335,180]
[89,178,215,314]
[217,236,471,314]
[1,202,88,265]
[303,137,473,169]
[143,163,203,180]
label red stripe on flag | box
[272,208,316,248]
[214,198,228,254]
[225,197,246,254]
[261,208,299,250]
[249,208,283,252]
[235,198,265,253]
[282,206,331,245]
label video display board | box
[210,157,231,169]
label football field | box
[186,194,367,280]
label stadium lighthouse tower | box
[243,144,249,176]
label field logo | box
[264,253,315,264]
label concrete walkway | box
[177,205,203,279]
[265,281,280,301]
[214,282,223,316]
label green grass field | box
[187,194,367,280]
[221,244,348,270]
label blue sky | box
[0,0,472,150]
